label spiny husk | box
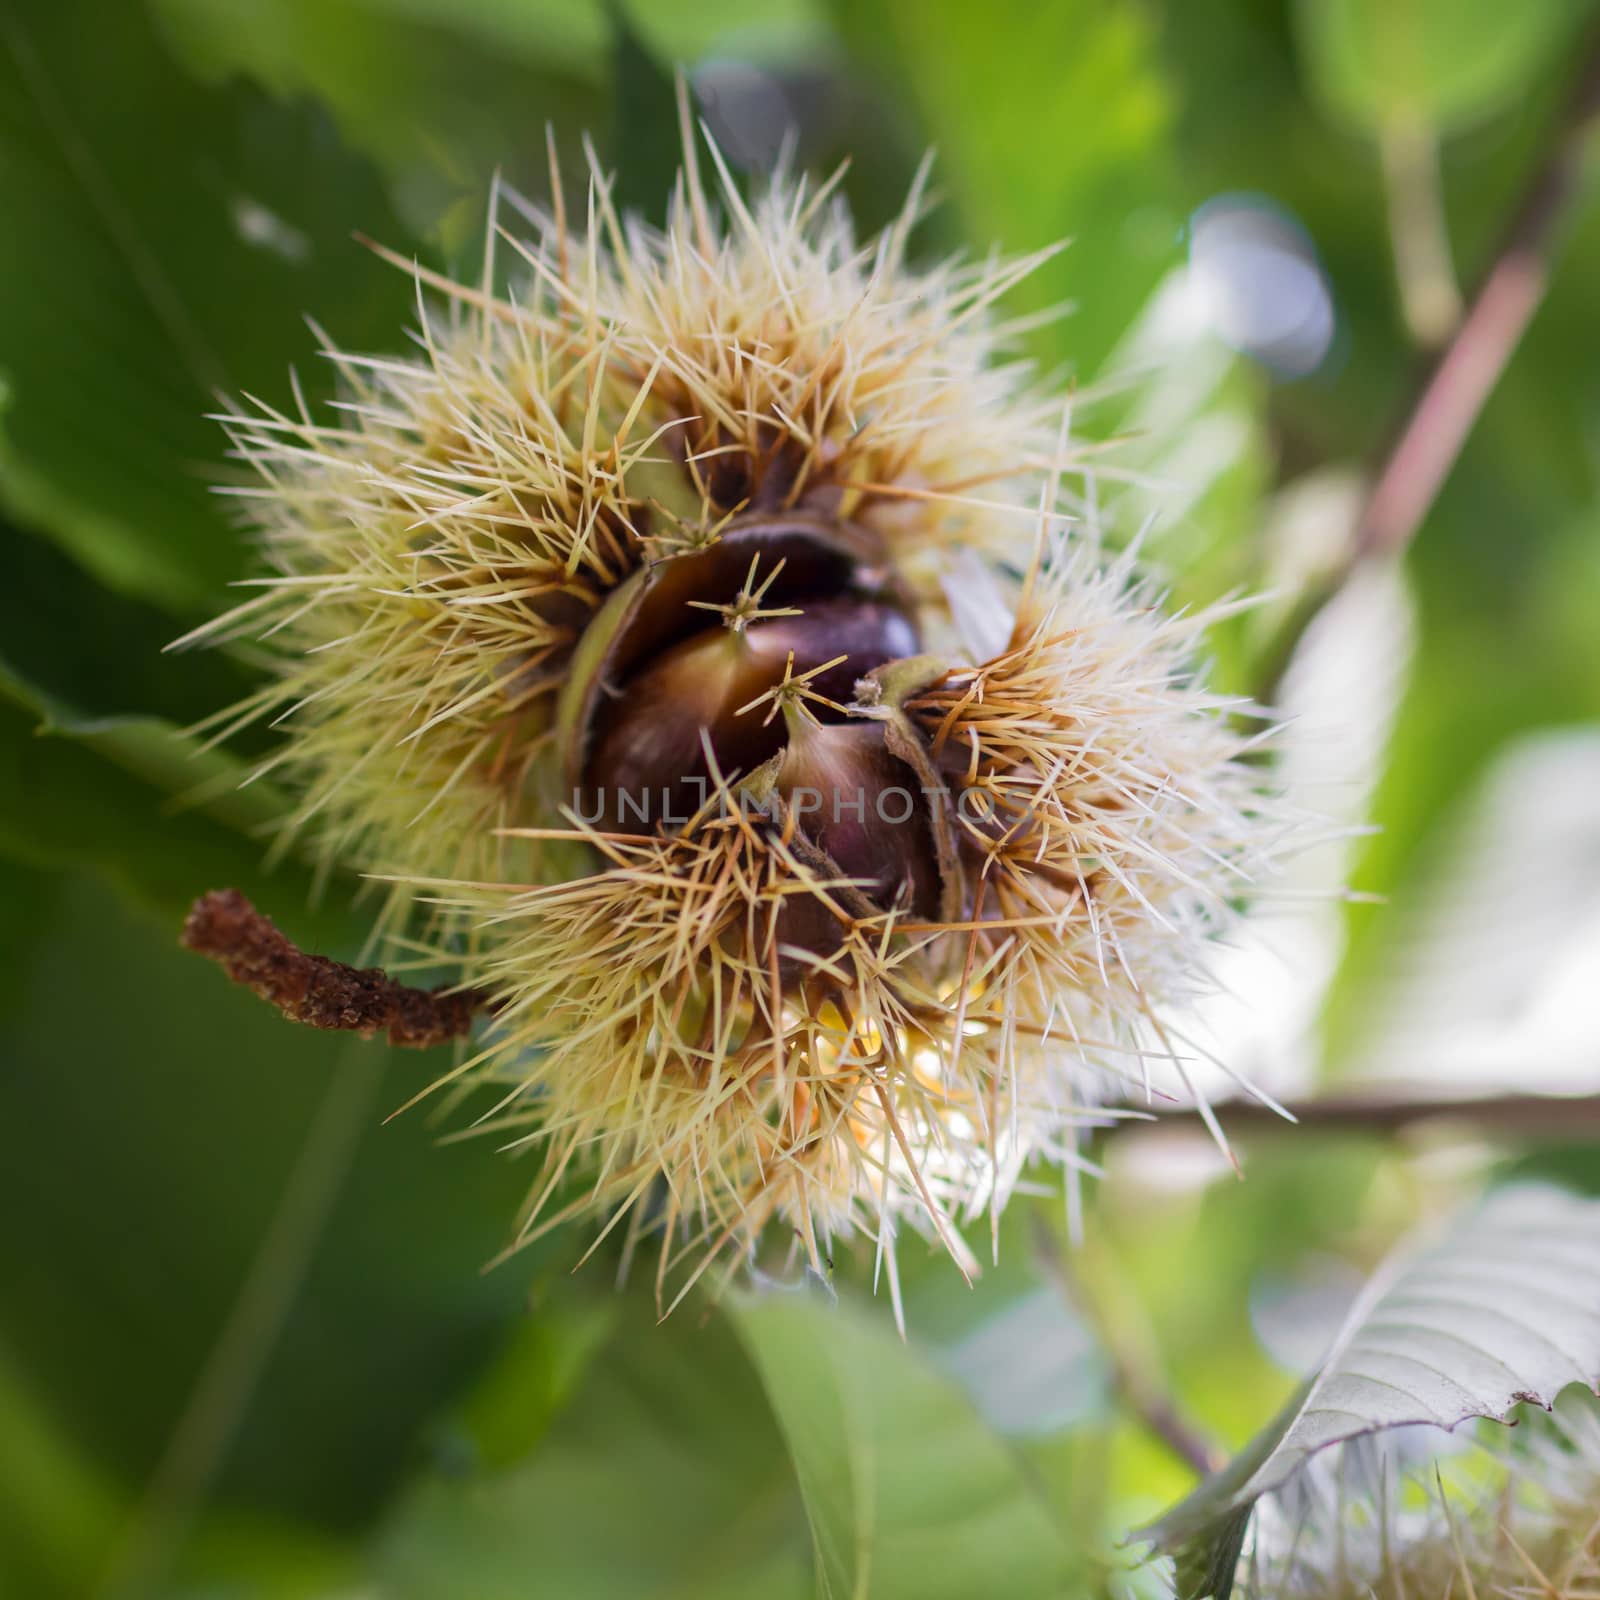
[421,795,1028,1313]
[188,100,1301,1302]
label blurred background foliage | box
[2,0,1599,1595]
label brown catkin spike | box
[180,889,485,1048]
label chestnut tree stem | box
[1256,23,1600,703]
[1128,1089,1600,1141]
[181,889,487,1048]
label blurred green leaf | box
[375,1302,812,1600]
[1149,0,1403,473]
[0,859,54,1009]
[1295,0,1584,134]
[0,1337,122,1600]
[830,0,1180,378]
[451,1295,618,1471]
[1328,726,1600,1093]
[610,7,681,226]
[0,695,312,927]
[0,527,332,937]
[0,869,556,1592]
[1,657,285,841]
[1141,1184,1600,1599]
[0,518,259,733]
[846,1199,1112,1440]
[1502,1138,1600,1195]
[624,0,828,65]
[153,0,609,246]
[0,0,416,612]
[1322,576,1600,1066]
[730,1289,1076,1600]
[1094,275,1274,691]
[311,0,609,67]
[165,1511,360,1600]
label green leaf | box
[1140,1184,1600,1599]
[610,6,681,227]
[0,0,417,611]
[374,1302,812,1600]
[1295,0,1583,134]
[730,1290,1076,1600]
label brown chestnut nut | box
[584,599,918,831]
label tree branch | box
[181,889,488,1049]
[1129,1088,1600,1141]
[1256,23,1600,702]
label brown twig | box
[1125,1088,1600,1141]
[1255,22,1600,703]
[181,889,487,1048]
